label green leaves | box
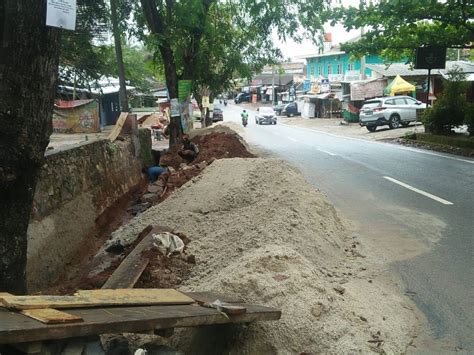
[331,0,473,61]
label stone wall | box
[27,137,147,291]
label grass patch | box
[408,133,474,150]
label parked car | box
[255,107,277,125]
[212,107,224,122]
[234,93,251,104]
[359,96,426,132]
[282,102,300,117]
[273,103,286,115]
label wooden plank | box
[107,112,128,142]
[0,303,281,344]
[21,309,83,324]
[102,225,173,289]
[0,289,194,310]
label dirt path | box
[106,131,420,353]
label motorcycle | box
[242,116,248,127]
[224,99,228,106]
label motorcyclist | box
[241,109,249,126]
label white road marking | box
[383,176,453,205]
[280,123,474,165]
[318,149,337,156]
[287,137,299,142]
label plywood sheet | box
[21,309,83,324]
[0,289,194,310]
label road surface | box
[220,103,474,351]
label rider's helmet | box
[243,110,246,112]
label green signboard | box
[178,80,192,103]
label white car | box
[359,96,426,132]
[255,107,277,125]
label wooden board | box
[0,302,281,344]
[21,309,83,324]
[0,289,194,310]
[107,112,128,142]
[102,225,173,289]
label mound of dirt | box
[159,131,255,170]
[107,157,418,353]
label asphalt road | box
[221,102,474,351]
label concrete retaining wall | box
[27,137,146,291]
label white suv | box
[359,96,426,132]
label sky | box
[273,0,362,61]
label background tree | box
[327,0,473,61]
[135,0,329,145]
[60,0,111,89]
[0,1,61,293]
[423,67,471,134]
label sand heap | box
[109,157,417,353]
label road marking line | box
[280,123,474,164]
[288,137,299,142]
[383,176,453,205]
[318,149,337,156]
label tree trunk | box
[0,1,60,293]
[159,45,181,147]
[110,0,129,112]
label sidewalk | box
[280,116,425,141]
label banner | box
[53,100,100,133]
[178,80,192,103]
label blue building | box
[299,35,391,81]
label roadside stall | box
[384,75,416,97]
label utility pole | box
[110,0,129,112]
[359,0,366,80]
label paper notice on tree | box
[202,96,210,108]
[46,0,77,31]
[170,99,180,117]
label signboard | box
[415,46,446,69]
[303,79,311,92]
[170,99,180,117]
[178,80,192,103]
[320,78,330,93]
[202,96,210,108]
[52,100,99,133]
[46,0,77,30]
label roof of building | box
[366,61,474,77]
[295,34,362,60]
[252,74,294,86]
[261,62,305,74]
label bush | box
[465,103,474,136]
[423,66,468,134]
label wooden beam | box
[107,112,128,142]
[102,226,173,289]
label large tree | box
[0,1,61,293]
[135,0,328,144]
[327,0,474,60]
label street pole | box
[272,67,275,105]
[426,68,431,106]
[360,0,366,80]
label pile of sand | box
[109,157,418,353]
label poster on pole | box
[46,0,77,30]
[170,99,180,117]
